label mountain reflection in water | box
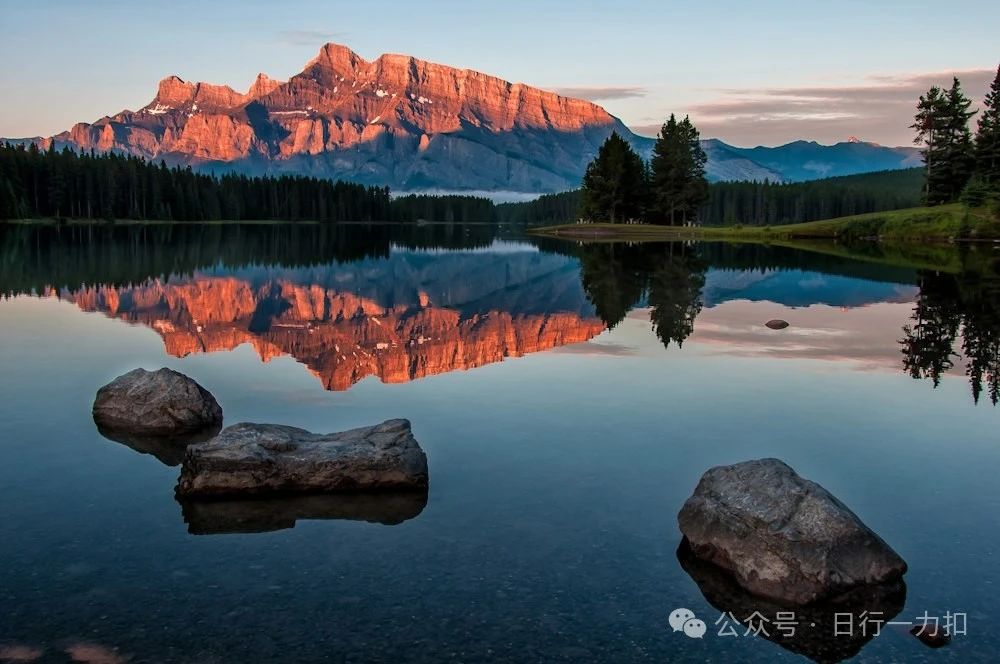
[1,222,999,402]
[56,259,604,391]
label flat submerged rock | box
[175,419,428,498]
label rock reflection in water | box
[95,424,221,466]
[179,492,428,535]
[677,539,906,663]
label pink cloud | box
[635,69,996,146]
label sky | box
[0,0,997,147]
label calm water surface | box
[0,223,997,663]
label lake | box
[0,223,997,663]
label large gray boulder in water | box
[93,368,223,437]
[677,458,907,605]
[176,419,428,498]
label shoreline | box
[527,204,998,244]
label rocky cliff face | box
[35,42,791,191]
[43,42,642,192]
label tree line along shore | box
[0,142,934,230]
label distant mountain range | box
[700,139,923,181]
[9,43,922,193]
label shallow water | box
[0,223,997,663]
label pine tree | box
[579,132,647,223]
[649,114,709,225]
[679,116,709,221]
[941,77,976,201]
[912,86,950,205]
[913,79,977,205]
[974,65,1000,188]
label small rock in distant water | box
[92,368,223,437]
[678,458,907,605]
[911,623,951,648]
[175,419,428,498]
[765,319,790,329]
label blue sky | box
[1,0,997,146]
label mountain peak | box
[151,75,246,111]
[155,75,195,104]
[309,42,367,74]
[247,72,282,99]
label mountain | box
[698,140,785,182]
[38,43,631,192]
[707,139,922,181]
[29,42,783,192]
[19,42,920,192]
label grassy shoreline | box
[528,204,999,243]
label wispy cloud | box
[662,69,995,146]
[553,86,647,101]
[277,29,348,46]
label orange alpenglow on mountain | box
[44,43,630,192]
[58,275,605,391]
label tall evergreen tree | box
[679,116,709,220]
[912,79,976,205]
[912,85,950,205]
[579,132,647,223]
[974,65,1000,188]
[648,114,709,225]
[942,77,977,201]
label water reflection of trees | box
[0,222,504,296]
[578,244,647,328]
[901,254,1000,404]
[578,242,707,349]
[575,239,1000,403]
